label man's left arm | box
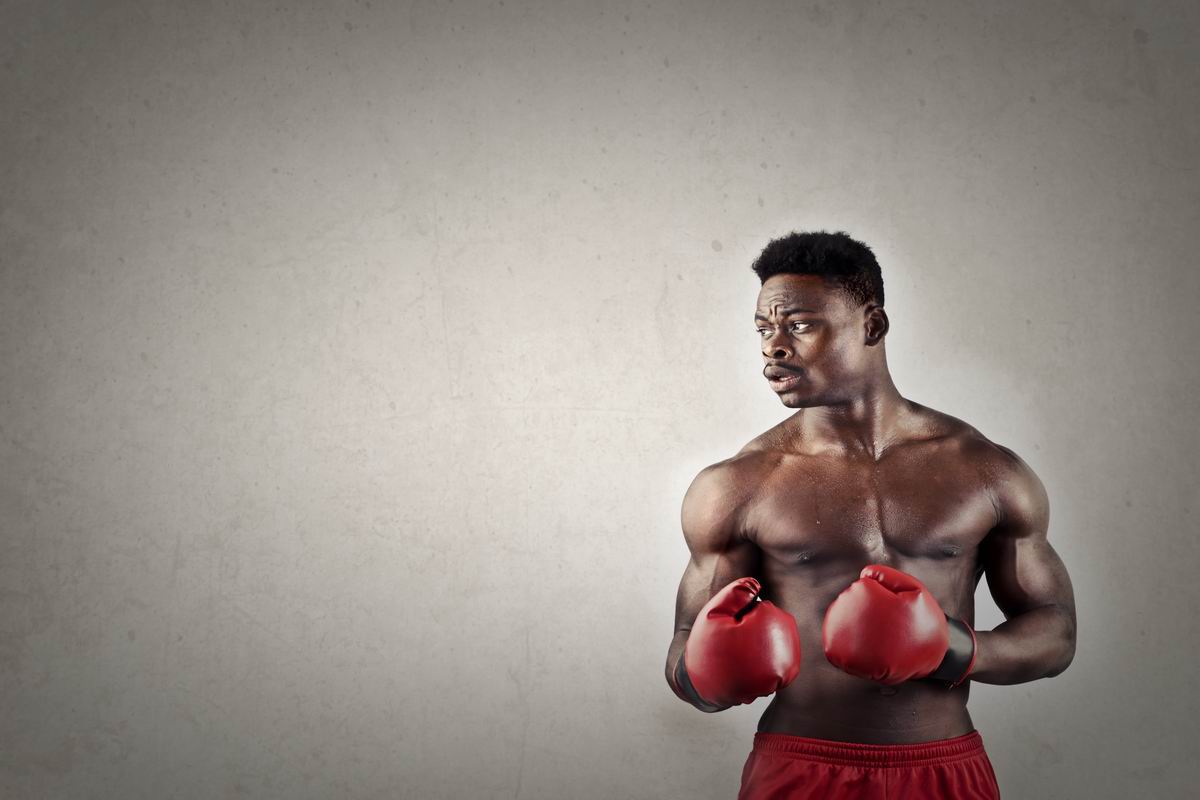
[970,446,1077,684]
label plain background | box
[2,1,1198,797]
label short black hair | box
[750,231,884,307]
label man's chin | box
[776,389,823,409]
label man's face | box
[755,274,876,408]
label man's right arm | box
[664,460,761,711]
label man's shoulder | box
[684,445,782,512]
[690,448,780,492]
[904,404,1020,465]
[681,450,780,541]
[908,404,1046,515]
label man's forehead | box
[755,274,842,311]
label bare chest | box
[744,453,997,568]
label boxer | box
[665,231,1076,799]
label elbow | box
[1044,652,1073,679]
[1044,628,1076,679]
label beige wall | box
[2,1,1197,797]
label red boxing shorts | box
[738,730,1000,799]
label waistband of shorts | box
[751,730,985,768]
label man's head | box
[751,231,890,408]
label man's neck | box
[791,377,913,459]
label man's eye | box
[792,322,810,333]
[757,328,771,337]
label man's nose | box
[762,331,792,359]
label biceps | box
[983,534,1075,618]
[673,539,760,632]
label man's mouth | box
[767,373,802,390]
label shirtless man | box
[664,231,1076,799]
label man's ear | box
[864,305,889,345]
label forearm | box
[968,605,1076,684]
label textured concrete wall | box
[2,1,1197,797]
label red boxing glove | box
[679,578,802,710]
[822,565,976,687]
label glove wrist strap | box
[929,615,977,687]
[674,656,730,713]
